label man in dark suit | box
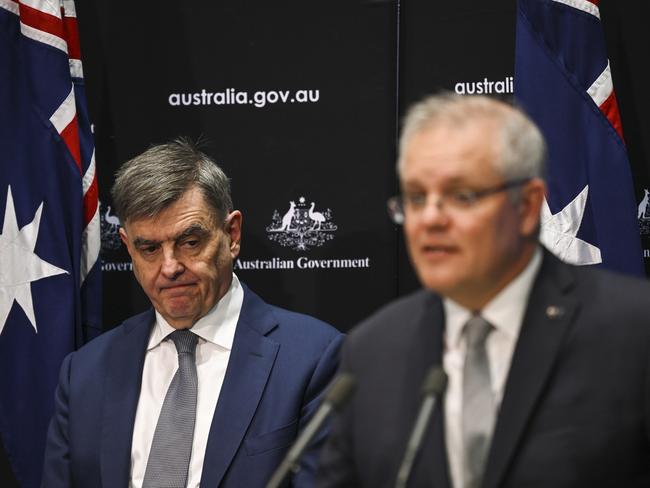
[317,93,650,487]
[42,138,343,487]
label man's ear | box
[119,227,133,255]
[225,210,242,259]
[519,178,546,238]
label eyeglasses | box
[387,178,530,224]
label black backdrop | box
[3,0,649,484]
[79,0,649,335]
[81,1,400,332]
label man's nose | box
[419,195,449,227]
[160,249,184,279]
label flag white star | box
[0,186,68,335]
[540,185,602,265]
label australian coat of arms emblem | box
[266,197,337,251]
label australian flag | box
[515,0,644,276]
[0,0,102,486]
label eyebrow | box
[176,223,210,240]
[132,223,211,248]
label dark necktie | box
[462,315,495,488]
[142,329,199,488]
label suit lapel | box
[200,286,279,487]
[483,253,579,488]
[100,310,153,487]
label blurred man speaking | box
[42,139,342,488]
[317,94,650,487]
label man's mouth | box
[160,283,197,295]
[421,244,457,255]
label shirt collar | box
[148,273,244,351]
[444,246,543,348]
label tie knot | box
[169,329,198,355]
[464,315,493,347]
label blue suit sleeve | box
[292,332,344,488]
[314,338,360,488]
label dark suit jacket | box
[317,252,650,487]
[42,284,343,487]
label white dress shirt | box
[129,274,244,488]
[443,248,542,488]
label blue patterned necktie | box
[142,329,199,488]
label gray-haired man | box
[317,93,650,487]
[43,139,343,488]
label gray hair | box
[111,137,233,225]
[397,92,546,182]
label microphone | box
[265,373,357,488]
[394,366,447,488]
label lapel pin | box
[546,305,565,319]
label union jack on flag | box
[515,0,644,276]
[0,0,102,486]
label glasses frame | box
[387,177,531,225]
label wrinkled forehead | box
[123,187,220,231]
